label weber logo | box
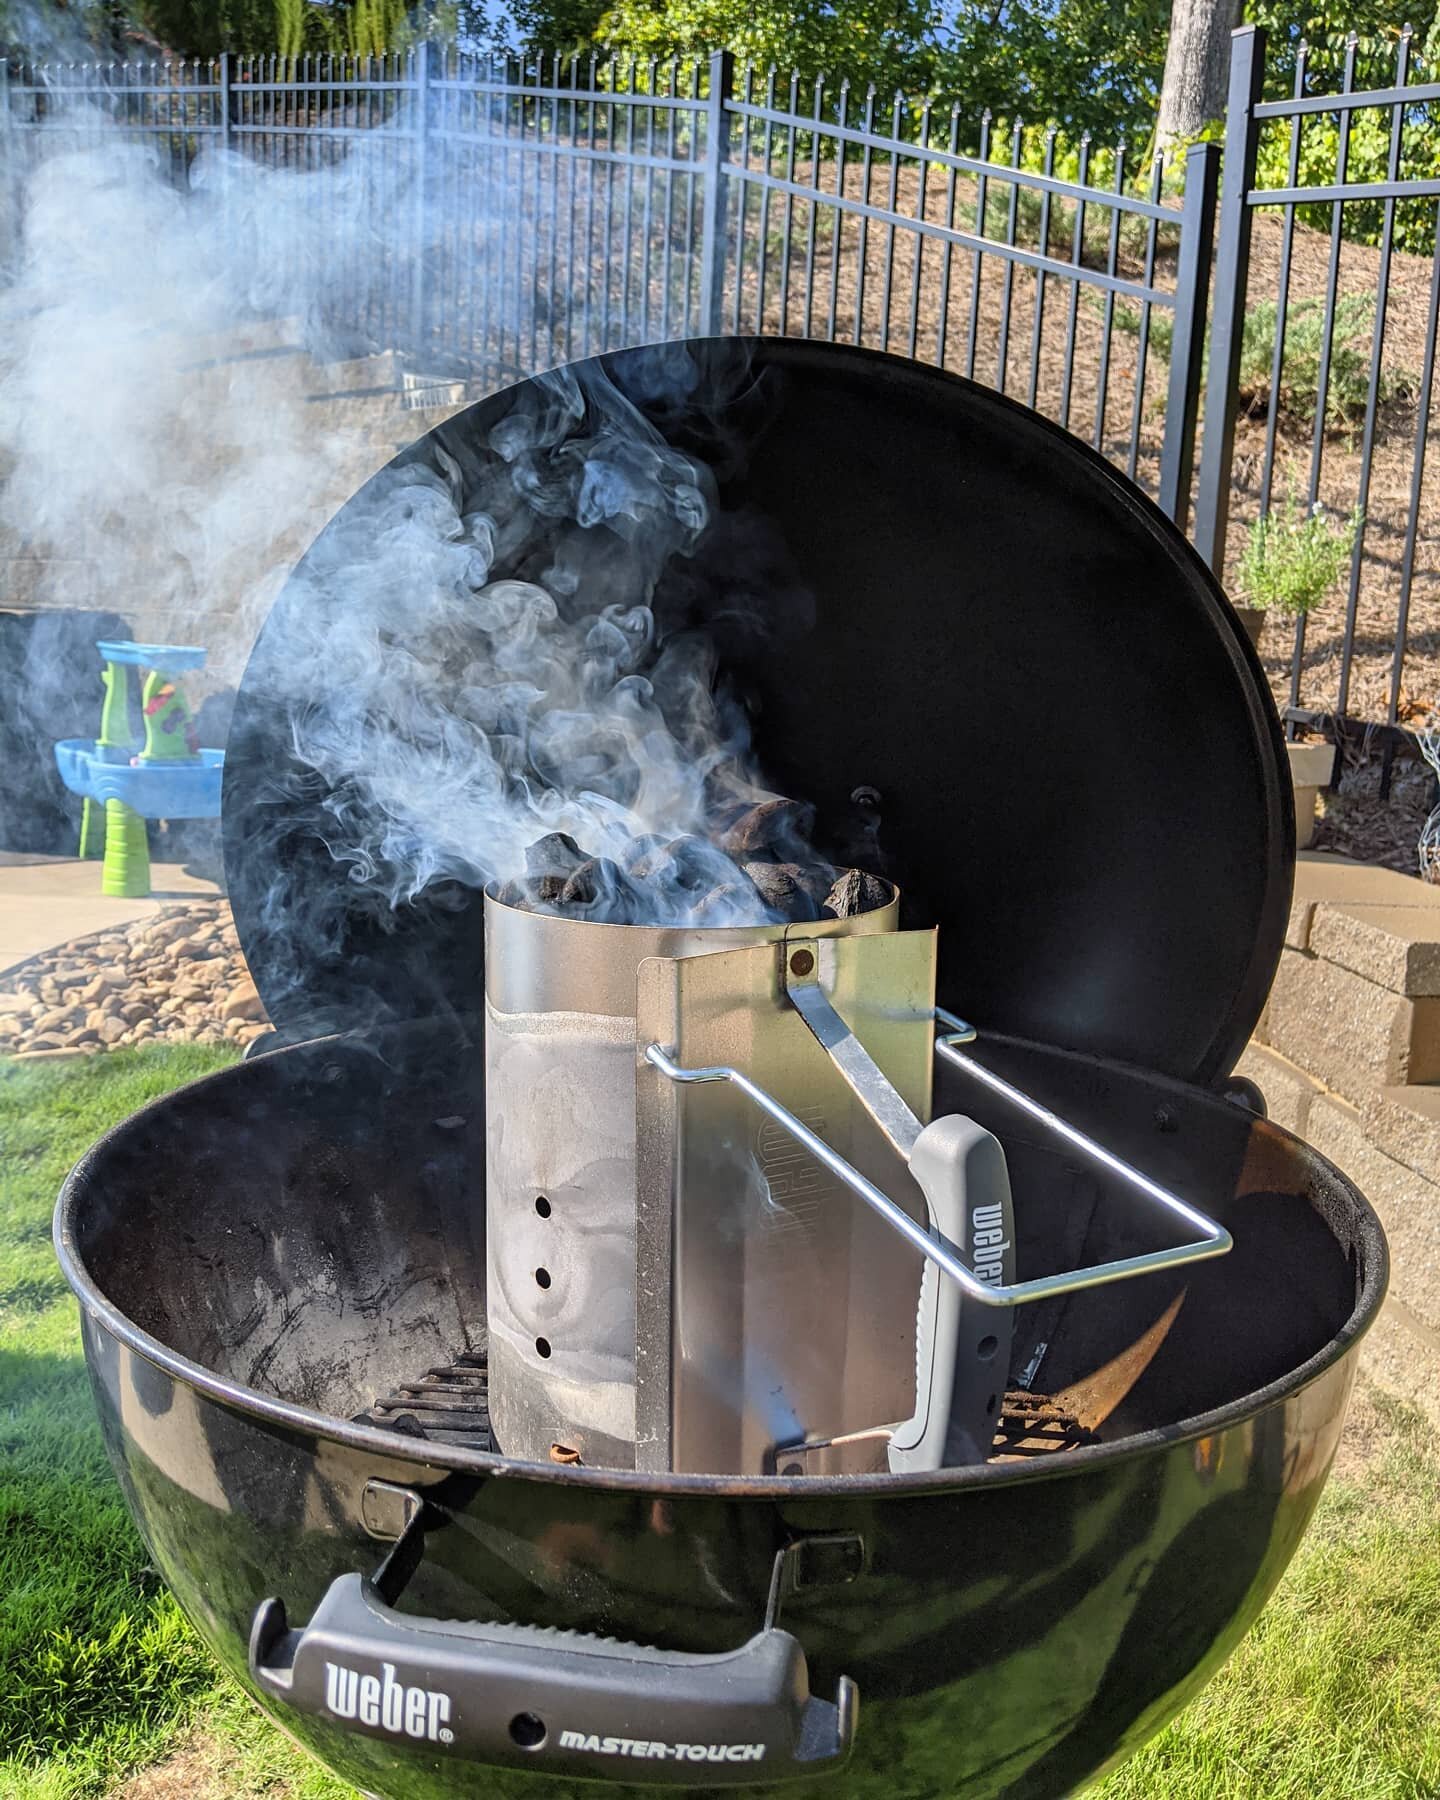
[971,1201,1010,1286]
[558,1731,766,1764]
[323,1660,454,1744]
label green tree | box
[10,0,434,56]
[512,0,1170,148]
[274,0,308,57]
[1248,0,1437,95]
[16,0,1440,256]
[1247,3,1440,252]
[1156,0,1241,146]
[504,0,604,55]
[510,0,935,92]
[934,0,1171,147]
[340,0,412,56]
[129,0,275,55]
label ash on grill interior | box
[495,808,892,927]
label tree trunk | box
[1155,0,1242,148]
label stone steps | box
[1259,852,1440,1100]
[1243,850,1440,1429]
[1238,1039,1440,1428]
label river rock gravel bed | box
[0,900,269,1061]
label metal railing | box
[0,47,1216,528]
[716,58,1217,522]
[1197,24,1440,769]
[2,34,1436,761]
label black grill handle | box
[249,1530,855,1786]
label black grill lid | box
[223,338,1291,1085]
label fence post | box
[1157,140,1220,529]
[411,38,432,358]
[0,58,10,258]
[698,50,736,336]
[1192,25,1266,574]
[218,51,232,155]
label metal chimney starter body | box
[483,890,900,1469]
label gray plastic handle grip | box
[887,1113,1017,1472]
[250,1575,855,1785]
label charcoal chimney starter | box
[482,884,902,1469]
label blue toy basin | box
[95,640,208,672]
[54,741,224,820]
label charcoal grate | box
[359,1354,1093,1464]
[992,1390,1098,1460]
[355,1351,492,1450]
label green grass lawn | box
[3,1047,1439,1799]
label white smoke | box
[0,128,418,678]
[0,61,830,955]
[246,340,831,931]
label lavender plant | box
[1236,499,1361,616]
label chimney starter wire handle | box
[644,1015,1232,1310]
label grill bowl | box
[56,1020,1383,1799]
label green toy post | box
[78,795,104,861]
[80,653,140,859]
[101,797,150,898]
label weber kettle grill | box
[56,339,1386,1800]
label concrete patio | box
[0,851,222,979]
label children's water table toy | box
[54,641,224,898]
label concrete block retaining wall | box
[1245,851,1440,1425]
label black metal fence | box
[0,48,1216,512]
[1196,24,1440,765]
[1,32,1437,753]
